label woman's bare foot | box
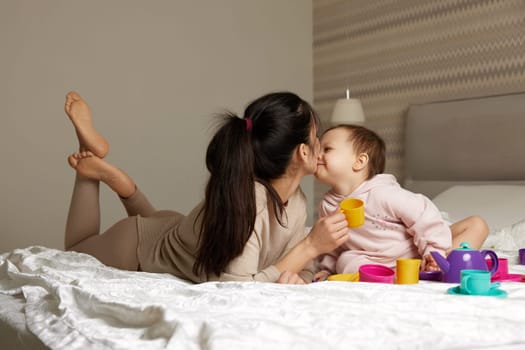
[65,91,109,158]
[68,151,135,198]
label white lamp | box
[330,88,365,125]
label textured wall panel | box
[313,0,525,209]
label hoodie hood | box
[351,174,399,196]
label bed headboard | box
[404,92,525,198]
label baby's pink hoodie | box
[318,174,452,274]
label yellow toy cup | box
[396,258,421,284]
[340,198,365,228]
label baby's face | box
[315,128,357,187]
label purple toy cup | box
[359,264,395,284]
[519,248,525,265]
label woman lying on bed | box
[63,91,349,284]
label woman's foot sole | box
[65,91,109,158]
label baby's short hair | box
[324,124,386,179]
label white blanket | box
[1,246,525,350]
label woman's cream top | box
[137,182,314,283]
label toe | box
[67,154,78,168]
[70,91,81,101]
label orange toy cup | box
[340,198,365,228]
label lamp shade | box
[330,97,365,125]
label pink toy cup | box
[486,256,524,282]
[359,264,395,284]
[486,257,508,278]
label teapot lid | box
[456,242,474,250]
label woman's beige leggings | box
[64,174,156,270]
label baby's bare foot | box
[68,151,135,197]
[65,91,109,158]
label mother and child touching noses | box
[63,90,488,285]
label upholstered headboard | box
[404,92,525,198]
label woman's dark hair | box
[193,92,319,277]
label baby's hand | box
[422,254,440,271]
[313,270,331,282]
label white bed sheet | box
[1,244,525,350]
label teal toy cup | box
[460,270,500,295]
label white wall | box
[0,0,313,252]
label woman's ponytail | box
[194,113,256,277]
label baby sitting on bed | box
[314,124,488,281]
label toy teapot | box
[430,242,498,283]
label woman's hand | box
[313,270,331,282]
[274,212,349,276]
[277,271,306,284]
[305,211,349,258]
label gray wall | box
[1,0,313,252]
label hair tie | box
[245,118,253,131]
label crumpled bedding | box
[483,219,525,252]
[1,243,525,350]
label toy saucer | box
[446,285,508,299]
[419,270,442,281]
[491,273,524,283]
[327,273,359,282]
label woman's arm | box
[275,211,349,275]
[218,211,349,283]
[218,232,281,282]
[314,191,346,277]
